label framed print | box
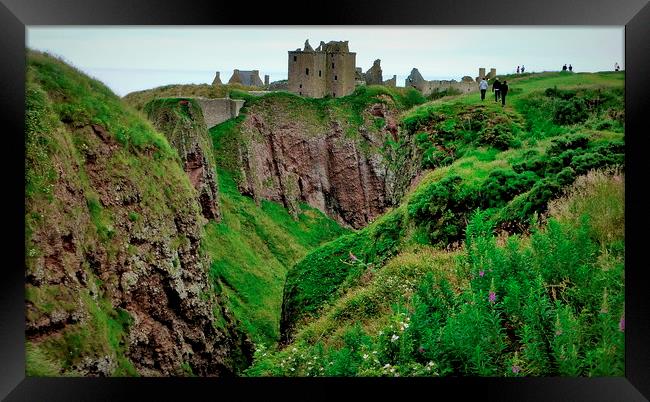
[2,0,649,400]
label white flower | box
[292,348,297,352]
[391,334,400,342]
[383,364,391,369]
[404,323,409,329]
[363,354,369,360]
[379,331,383,335]
[372,351,378,354]
[290,368,295,371]
[390,368,395,373]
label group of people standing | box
[562,64,574,72]
[479,77,509,106]
[516,65,525,74]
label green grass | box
[270,70,624,374]
[28,50,175,157]
[248,167,624,377]
[201,171,349,345]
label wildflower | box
[292,348,297,352]
[489,291,496,303]
[479,270,485,277]
[390,368,395,373]
[363,354,369,360]
[383,364,391,369]
[372,351,378,354]
[349,251,359,262]
[619,315,625,332]
[418,347,425,354]
[379,331,383,336]
[391,334,400,342]
[512,365,521,374]
[404,323,409,329]
[290,367,295,372]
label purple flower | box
[512,365,521,374]
[349,251,359,262]
[418,346,425,354]
[489,291,496,303]
[619,315,625,332]
[479,270,485,277]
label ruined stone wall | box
[288,51,327,98]
[194,98,245,129]
[383,75,397,87]
[326,52,356,98]
[420,80,478,96]
[364,60,383,85]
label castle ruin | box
[212,71,222,86]
[288,40,356,98]
[406,67,486,96]
[228,69,264,87]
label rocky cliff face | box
[145,98,221,222]
[25,52,252,377]
[226,94,414,229]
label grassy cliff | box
[249,71,625,376]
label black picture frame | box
[2,0,649,400]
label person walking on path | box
[516,66,520,74]
[479,77,488,101]
[500,80,509,107]
[615,62,620,71]
[492,78,501,102]
[569,64,573,72]
[562,64,567,71]
[521,65,525,73]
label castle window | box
[332,63,335,68]
[319,70,322,77]
[333,92,336,97]
[306,68,309,75]
[334,75,338,81]
[299,91,302,95]
[299,84,302,88]
[294,56,297,62]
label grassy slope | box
[250,71,625,376]
[202,171,349,345]
[25,51,195,376]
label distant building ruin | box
[228,69,264,87]
[288,39,356,98]
[364,59,383,85]
[405,68,478,96]
[212,71,222,86]
[476,67,497,81]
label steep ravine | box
[25,52,253,377]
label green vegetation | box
[254,71,624,377]
[248,168,624,377]
[25,51,206,376]
[201,171,348,345]
[27,286,138,377]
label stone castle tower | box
[288,39,356,98]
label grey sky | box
[27,26,624,97]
